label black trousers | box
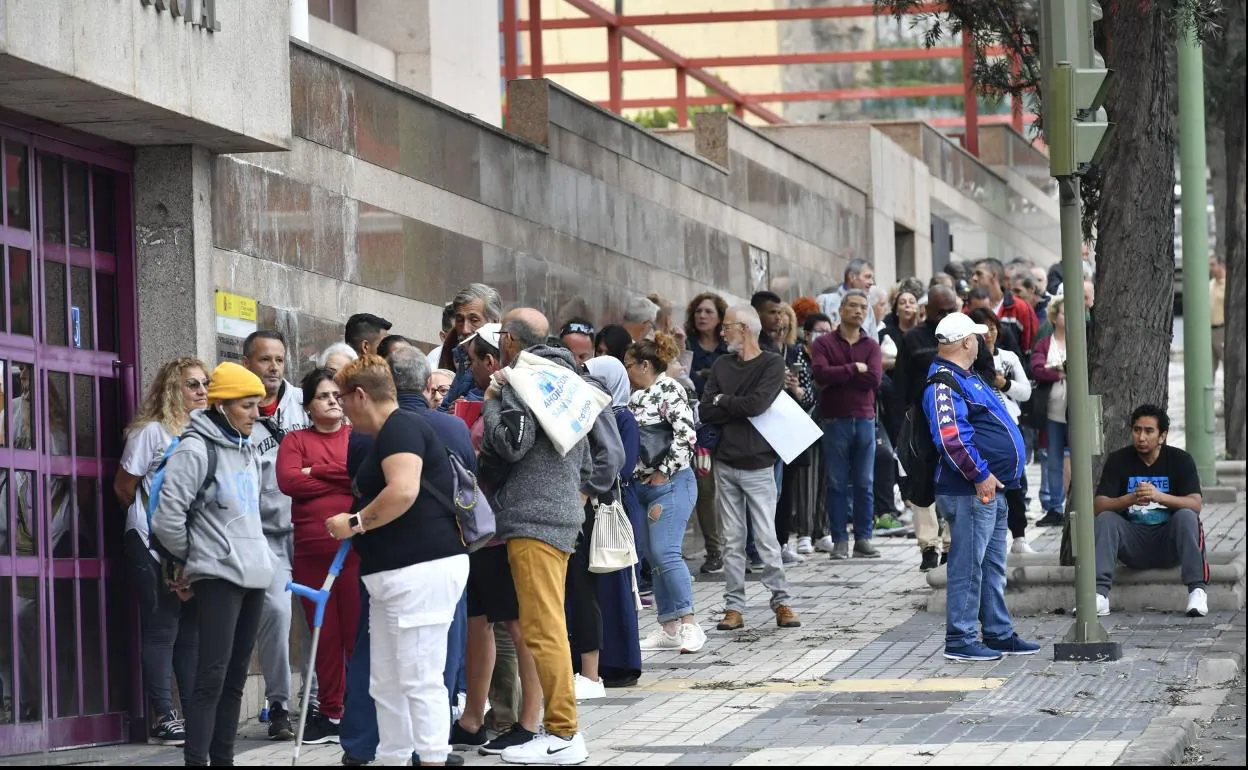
[874,443,899,515]
[1006,488,1028,539]
[565,504,602,657]
[184,579,265,766]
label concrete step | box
[925,550,1246,616]
[1218,459,1246,490]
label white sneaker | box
[1186,587,1209,617]
[781,543,804,565]
[679,622,707,654]
[796,536,814,555]
[573,673,606,701]
[1011,537,1036,554]
[1070,594,1111,617]
[639,627,682,651]
[501,731,588,765]
[814,535,835,553]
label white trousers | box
[361,554,470,766]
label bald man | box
[500,308,550,366]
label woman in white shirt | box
[969,308,1035,554]
[113,357,210,746]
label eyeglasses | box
[184,378,211,391]
[560,322,595,337]
[431,385,452,397]
[721,322,747,332]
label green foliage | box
[873,0,1227,240]
[629,102,727,130]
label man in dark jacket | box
[894,285,960,571]
[923,313,1038,662]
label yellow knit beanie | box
[207,362,266,405]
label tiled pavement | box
[7,363,1242,767]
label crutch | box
[286,539,352,766]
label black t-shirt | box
[1095,444,1202,525]
[351,410,467,575]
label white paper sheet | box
[747,391,824,465]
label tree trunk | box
[1088,4,1177,466]
[1223,0,1247,460]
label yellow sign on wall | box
[215,290,257,322]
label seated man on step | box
[1093,404,1210,618]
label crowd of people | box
[118,250,1215,765]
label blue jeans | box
[1041,420,1068,512]
[340,582,469,762]
[636,467,698,624]
[823,417,875,543]
[938,494,1014,648]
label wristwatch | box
[713,394,724,406]
[348,513,365,534]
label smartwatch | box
[348,513,365,534]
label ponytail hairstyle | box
[627,332,680,372]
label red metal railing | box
[499,1,1037,155]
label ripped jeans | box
[635,467,698,624]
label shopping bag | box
[506,351,610,456]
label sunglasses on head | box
[561,322,595,337]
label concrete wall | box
[200,43,861,375]
[0,0,290,151]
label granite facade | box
[209,44,867,369]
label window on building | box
[309,0,357,33]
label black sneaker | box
[479,724,536,756]
[747,551,764,569]
[700,556,724,574]
[300,711,339,745]
[919,548,939,572]
[1037,510,1064,527]
[149,710,186,746]
[341,752,369,766]
[939,551,948,566]
[450,719,488,750]
[268,703,294,741]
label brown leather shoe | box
[774,605,801,628]
[716,610,745,631]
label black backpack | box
[897,370,966,508]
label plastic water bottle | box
[259,706,269,723]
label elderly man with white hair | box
[698,304,801,633]
[621,296,660,342]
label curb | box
[1116,649,1243,766]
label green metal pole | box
[1177,29,1217,484]
[1057,174,1111,647]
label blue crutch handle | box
[286,541,352,628]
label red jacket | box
[996,293,1039,353]
[276,425,353,557]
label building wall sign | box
[139,0,221,32]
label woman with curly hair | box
[114,357,211,746]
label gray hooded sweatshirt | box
[481,345,593,553]
[250,380,307,537]
[150,409,276,590]
[580,373,626,497]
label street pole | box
[1045,59,1121,662]
[1177,29,1217,485]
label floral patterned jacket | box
[628,374,698,480]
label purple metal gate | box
[0,117,138,755]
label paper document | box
[747,391,823,465]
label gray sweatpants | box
[716,463,792,614]
[258,533,317,710]
[1094,509,1209,595]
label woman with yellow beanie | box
[151,361,277,766]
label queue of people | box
[118,253,1149,765]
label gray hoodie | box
[150,409,276,590]
[250,380,307,537]
[481,345,593,553]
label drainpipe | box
[290,0,309,42]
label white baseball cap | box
[935,312,989,344]
[460,322,502,351]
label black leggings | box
[1006,488,1028,539]
[184,579,265,766]
[565,505,602,656]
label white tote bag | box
[506,351,610,456]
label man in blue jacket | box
[922,313,1040,662]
